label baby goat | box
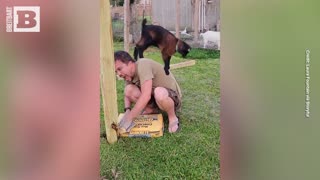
[200,31,220,50]
[134,19,191,75]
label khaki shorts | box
[149,87,181,112]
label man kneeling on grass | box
[114,51,181,133]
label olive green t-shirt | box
[129,58,182,99]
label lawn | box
[100,42,220,179]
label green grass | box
[184,48,220,60]
[101,43,220,179]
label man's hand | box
[118,112,135,133]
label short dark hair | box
[114,51,135,64]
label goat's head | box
[177,40,191,58]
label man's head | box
[114,51,136,81]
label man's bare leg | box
[153,87,179,133]
[124,84,157,114]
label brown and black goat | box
[134,19,191,75]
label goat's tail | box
[142,18,147,28]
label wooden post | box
[215,0,221,31]
[170,60,196,70]
[124,0,130,52]
[175,0,180,39]
[100,0,118,144]
[193,0,200,41]
[131,2,140,45]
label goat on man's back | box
[134,19,191,75]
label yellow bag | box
[118,113,164,138]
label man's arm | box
[126,79,152,119]
[124,93,131,113]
